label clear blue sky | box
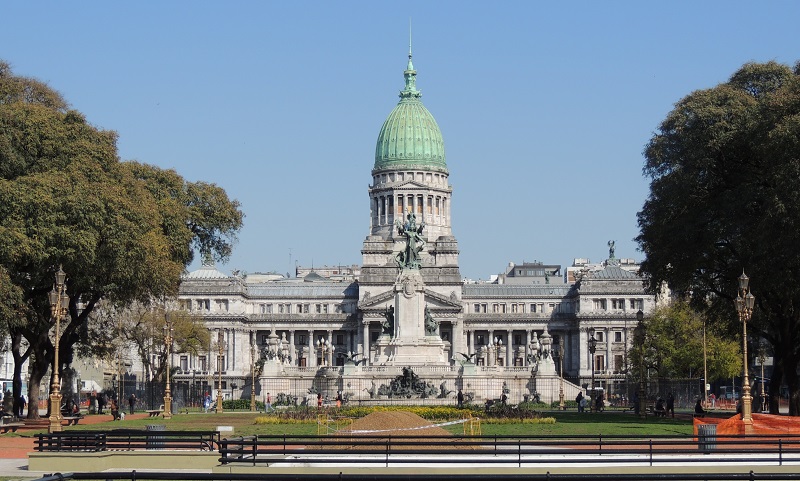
[3,1,798,280]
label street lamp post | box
[250,343,256,412]
[587,328,597,412]
[758,344,766,413]
[557,342,565,410]
[216,329,224,414]
[735,271,755,425]
[636,309,647,418]
[48,265,70,433]
[163,319,174,420]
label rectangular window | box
[514,335,522,345]
[442,332,450,342]
[615,331,622,342]
[371,331,379,342]
[474,304,481,313]
[594,355,604,372]
[316,304,322,313]
[299,334,307,345]
[198,356,206,371]
[476,334,485,345]
[614,355,624,373]
[530,304,537,313]
[180,356,188,371]
[336,334,344,345]
[427,197,432,214]
[323,304,328,313]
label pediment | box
[358,290,394,309]
[423,289,463,310]
[394,180,428,190]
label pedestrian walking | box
[264,392,274,413]
[128,393,136,415]
[457,389,464,408]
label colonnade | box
[372,192,450,228]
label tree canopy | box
[637,60,800,414]
[631,301,740,383]
[0,60,244,417]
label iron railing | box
[35,430,220,452]
[219,433,800,467]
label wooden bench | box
[146,410,164,418]
[1,422,24,433]
[62,415,84,426]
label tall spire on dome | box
[401,19,420,98]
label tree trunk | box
[777,343,800,416]
[768,361,783,415]
[25,352,50,420]
[10,328,34,419]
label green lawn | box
[30,409,700,438]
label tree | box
[106,301,211,383]
[0,61,244,418]
[637,60,800,414]
[631,301,740,383]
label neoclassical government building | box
[175,49,655,405]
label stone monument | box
[371,212,448,365]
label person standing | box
[317,392,323,409]
[457,390,464,408]
[110,398,120,421]
[97,392,106,415]
[710,393,716,409]
[576,391,584,412]
[666,393,675,418]
[128,393,136,415]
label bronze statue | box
[396,212,425,269]
[424,306,437,335]
[382,305,395,336]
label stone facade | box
[170,49,656,407]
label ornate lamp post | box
[735,271,755,425]
[48,266,70,433]
[163,319,174,420]
[557,342,565,410]
[587,328,597,412]
[216,329,224,414]
[250,343,256,412]
[635,309,647,418]
[758,343,767,413]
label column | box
[488,330,494,366]
[526,330,532,366]
[327,329,333,366]
[605,327,611,373]
[308,329,315,367]
[289,330,296,366]
[466,330,472,356]
[506,331,512,367]
[362,320,370,366]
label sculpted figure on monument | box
[424,306,438,335]
[382,305,395,336]
[396,211,426,269]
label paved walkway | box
[0,412,155,478]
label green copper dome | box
[374,50,447,173]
